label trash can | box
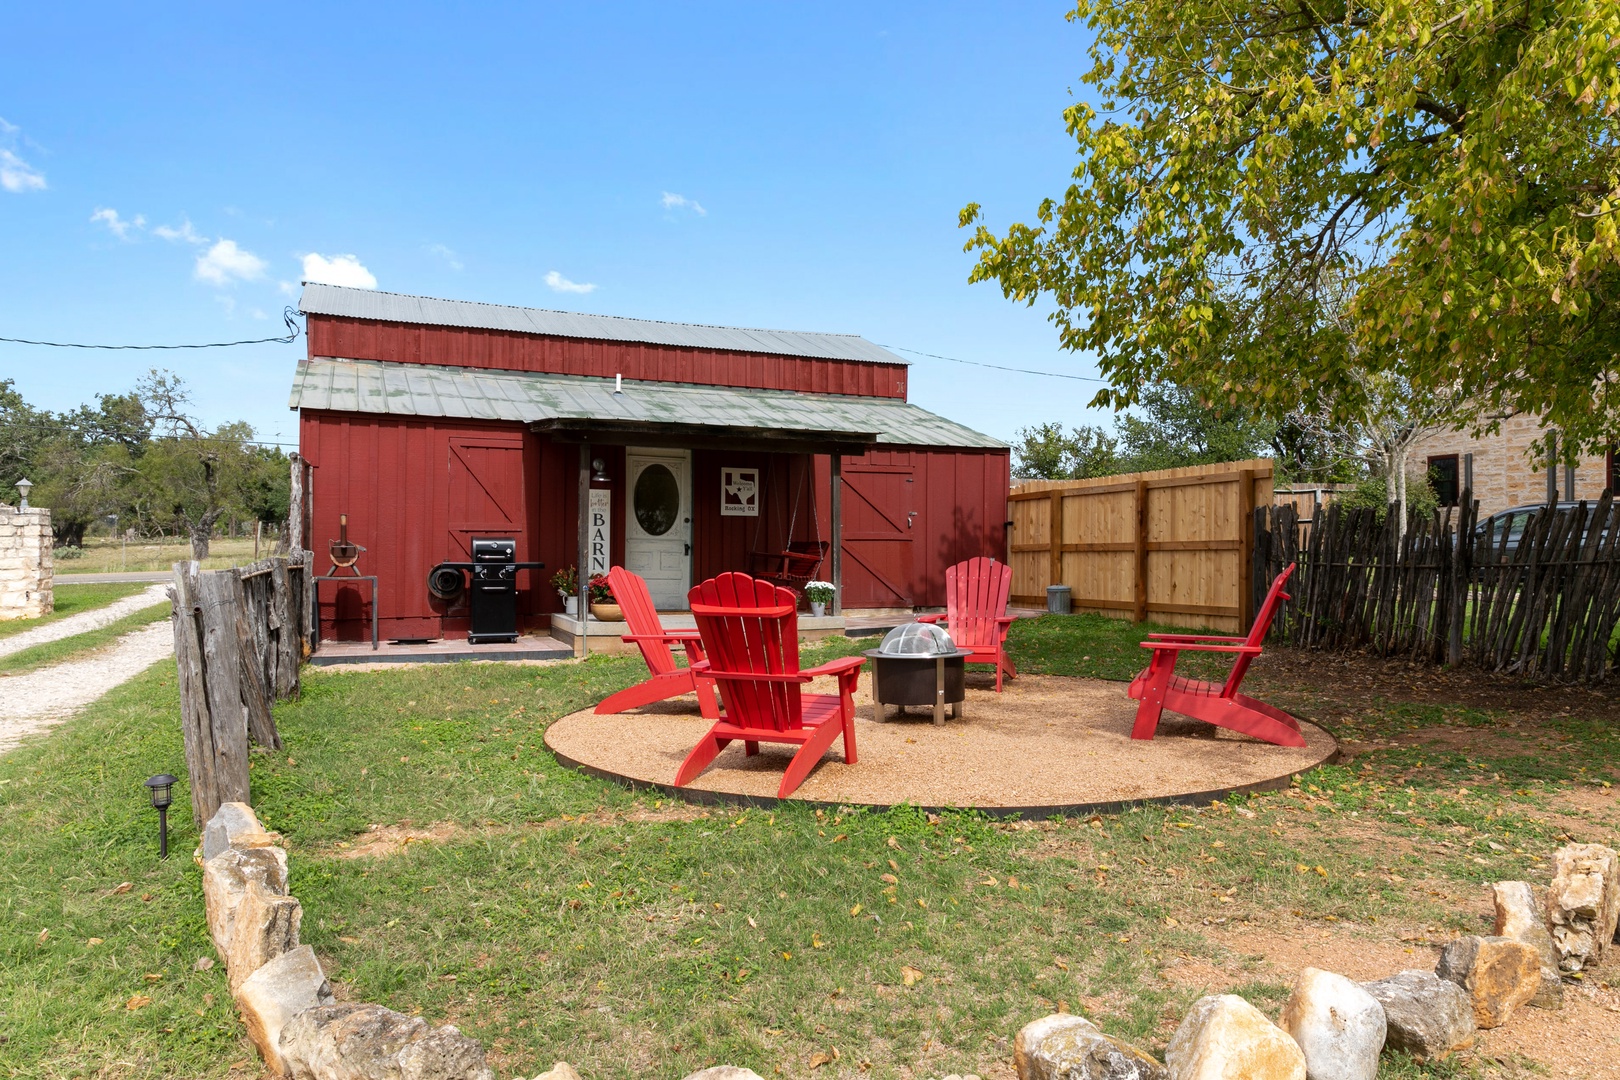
[1046,584,1072,614]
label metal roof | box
[289,358,1004,449]
[299,284,910,366]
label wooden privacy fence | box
[1254,493,1620,682]
[1009,459,1275,632]
[170,552,313,828]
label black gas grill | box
[428,538,543,644]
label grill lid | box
[876,622,957,657]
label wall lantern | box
[15,477,32,509]
[591,458,610,483]
[143,774,178,859]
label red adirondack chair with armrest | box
[594,566,719,720]
[1126,563,1304,747]
[674,572,864,798]
[917,557,1018,690]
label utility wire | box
[0,308,301,350]
[877,342,1107,383]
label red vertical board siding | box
[306,315,909,399]
[814,447,1010,609]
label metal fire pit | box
[864,623,973,726]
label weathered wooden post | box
[170,563,251,829]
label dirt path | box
[0,583,169,658]
[0,620,174,755]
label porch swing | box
[746,458,829,596]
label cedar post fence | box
[1009,459,1275,632]
[170,552,313,828]
[1254,491,1620,683]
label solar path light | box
[143,774,178,859]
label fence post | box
[1133,480,1148,622]
[170,563,251,830]
[1238,469,1256,628]
[1048,489,1063,597]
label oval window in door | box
[633,464,680,536]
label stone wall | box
[1410,414,1613,517]
[0,503,53,621]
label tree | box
[960,0,1620,458]
[135,370,265,560]
[1011,422,1121,479]
[0,379,52,496]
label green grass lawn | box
[1,621,1615,1079]
[0,581,152,640]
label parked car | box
[1473,502,1611,560]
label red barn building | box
[289,284,1009,643]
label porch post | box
[577,442,590,658]
[829,453,843,616]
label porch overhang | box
[288,357,1005,450]
[531,418,875,456]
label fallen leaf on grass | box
[880,873,898,885]
[887,837,901,850]
[747,917,758,929]
[901,965,925,986]
[812,934,824,949]
[849,904,862,917]
[194,957,214,971]
[143,973,163,983]
[1053,959,1069,971]
[126,995,152,1011]
[980,876,999,887]
[86,938,104,947]
[36,929,48,945]
[809,1053,833,1070]
[110,882,133,896]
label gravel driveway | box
[0,583,170,659]
[0,619,175,755]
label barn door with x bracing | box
[446,433,527,561]
[840,458,914,608]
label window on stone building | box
[1428,454,1461,507]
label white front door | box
[625,449,692,609]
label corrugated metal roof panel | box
[299,283,909,366]
[289,358,1004,449]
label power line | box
[0,308,301,351]
[877,343,1107,383]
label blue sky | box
[0,2,1111,448]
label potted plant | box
[588,574,621,622]
[804,580,835,618]
[551,566,579,616]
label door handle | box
[685,543,691,556]
[907,512,917,529]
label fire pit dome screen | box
[876,622,957,656]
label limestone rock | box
[203,801,265,859]
[1361,970,1475,1060]
[234,945,334,1077]
[1436,935,1542,1028]
[680,1070,765,1080]
[1014,1012,1167,1080]
[1277,968,1385,1080]
[279,1002,493,1080]
[202,844,289,959]
[531,1065,582,1080]
[225,886,303,990]
[1491,881,1563,1009]
[1164,995,1305,1080]
[531,1062,583,1080]
[1546,843,1620,973]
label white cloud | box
[660,191,707,216]
[153,218,207,244]
[545,270,597,294]
[278,280,299,298]
[91,207,145,239]
[427,243,464,271]
[302,252,377,289]
[0,148,45,193]
[195,238,268,285]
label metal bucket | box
[1046,584,1072,614]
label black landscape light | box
[143,774,178,859]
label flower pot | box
[562,595,578,617]
[590,603,623,622]
[809,601,827,617]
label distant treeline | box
[1,369,289,559]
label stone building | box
[1410,412,1616,516]
[0,503,53,620]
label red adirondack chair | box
[1126,563,1304,747]
[917,557,1018,690]
[594,566,719,720]
[674,572,864,798]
